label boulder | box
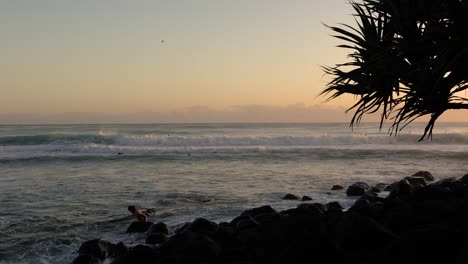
[404,176,427,187]
[72,254,99,264]
[282,193,300,200]
[374,183,388,192]
[301,195,313,201]
[326,201,344,212]
[76,239,114,260]
[240,205,277,218]
[412,171,434,181]
[159,231,221,262]
[123,244,160,264]
[459,174,468,184]
[126,221,153,233]
[331,184,344,190]
[187,218,219,238]
[346,182,371,196]
[145,232,169,244]
[147,222,171,235]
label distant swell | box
[1,132,468,147]
[0,134,116,146]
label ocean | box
[0,122,467,263]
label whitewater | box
[0,123,467,263]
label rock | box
[459,174,468,184]
[159,231,221,262]
[147,222,171,235]
[126,221,153,233]
[124,244,159,264]
[72,254,99,264]
[145,232,169,244]
[412,171,434,181]
[253,212,281,225]
[240,205,277,218]
[404,176,427,187]
[387,179,413,200]
[331,184,344,190]
[282,193,300,200]
[374,183,388,192]
[76,239,114,260]
[346,182,371,196]
[187,218,219,238]
[326,201,343,212]
[301,195,313,201]
[296,203,326,216]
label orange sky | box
[1,1,466,124]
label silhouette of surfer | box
[127,206,156,223]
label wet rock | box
[187,218,219,238]
[459,174,468,184]
[147,222,171,235]
[145,232,169,244]
[326,201,343,212]
[404,176,427,187]
[296,203,326,216]
[374,183,388,192]
[412,171,434,181]
[76,239,114,261]
[282,193,300,200]
[301,195,313,201]
[120,244,159,264]
[73,254,99,264]
[346,182,371,196]
[387,179,414,200]
[126,221,153,233]
[159,231,221,263]
[331,184,344,190]
[240,205,277,218]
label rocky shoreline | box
[73,171,468,264]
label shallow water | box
[0,123,467,263]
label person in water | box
[127,206,155,223]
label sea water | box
[0,122,467,263]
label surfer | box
[127,206,155,223]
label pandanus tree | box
[322,0,468,140]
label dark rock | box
[72,254,99,264]
[77,239,114,260]
[387,179,414,200]
[459,174,468,184]
[147,222,171,235]
[404,176,427,187]
[412,171,434,181]
[282,193,300,200]
[108,242,128,259]
[159,231,221,263]
[174,222,191,234]
[126,221,153,233]
[234,217,259,231]
[124,244,159,264]
[326,201,343,212]
[296,203,325,216]
[384,182,398,191]
[346,182,371,196]
[382,226,464,264]
[331,184,344,190]
[301,195,313,201]
[187,218,219,238]
[253,212,281,225]
[145,232,169,244]
[374,183,388,192]
[240,205,277,218]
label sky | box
[1,0,466,124]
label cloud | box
[0,103,466,124]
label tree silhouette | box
[322,0,468,141]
